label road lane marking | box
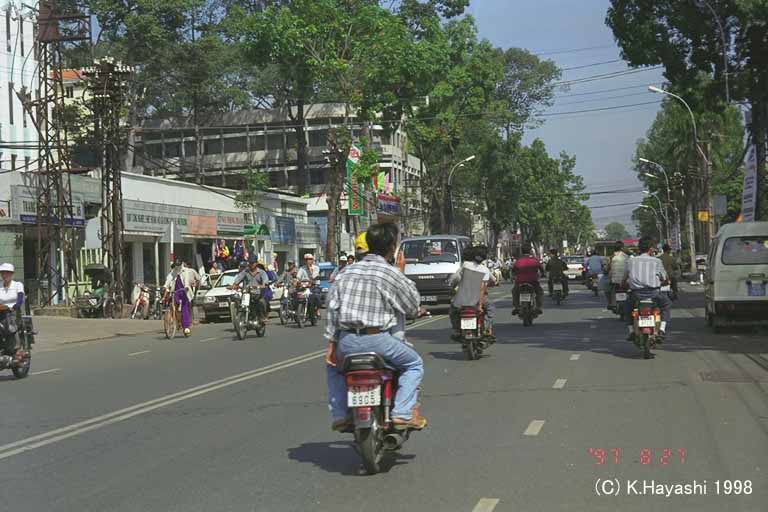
[472,498,500,512]
[524,420,545,436]
[200,337,220,343]
[570,354,580,361]
[408,315,447,330]
[553,378,567,389]
[128,350,151,357]
[0,349,326,461]
[30,368,61,376]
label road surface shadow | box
[287,441,415,475]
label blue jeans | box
[327,331,424,421]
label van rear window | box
[721,237,768,265]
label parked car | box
[564,256,585,281]
[202,270,240,322]
[317,262,336,307]
[705,222,768,330]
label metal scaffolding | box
[83,59,133,306]
[17,1,91,305]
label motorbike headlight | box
[89,298,99,306]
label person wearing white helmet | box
[296,253,321,319]
[0,263,25,355]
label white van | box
[705,222,768,329]
[397,235,471,306]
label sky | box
[467,0,667,234]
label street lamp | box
[640,157,682,250]
[447,155,476,234]
[648,86,709,165]
[639,204,664,240]
[644,191,670,240]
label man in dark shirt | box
[545,248,569,297]
[512,244,544,315]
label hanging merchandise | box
[234,240,244,261]
[213,240,220,259]
[221,240,230,260]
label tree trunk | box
[686,200,697,274]
[752,100,766,221]
[325,157,343,260]
[294,99,308,195]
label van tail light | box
[345,371,383,387]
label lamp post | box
[639,204,664,241]
[447,155,476,234]
[648,85,713,268]
[644,191,670,240]
[640,157,681,249]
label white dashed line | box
[472,498,500,512]
[200,337,219,343]
[128,350,151,357]
[552,378,567,389]
[524,420,546,436]
[570,354,581,361]
[30,368,61,376]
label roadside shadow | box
[429,350,473,361]
[287,441,415,475]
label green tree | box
[604,222,630,241]
[607,0,768,218]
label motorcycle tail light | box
[460,307,477,318]
[354,407,371,422]
[640,307,652,316]
[346,371,382,386]
[631,310,638,318]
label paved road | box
[0,283,766,511]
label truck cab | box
[397,235,471,307]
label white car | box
[201,270,284,322]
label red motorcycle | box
[130,284,152,320]
[458,305,493,360]
[343,352,420,475]
[631,298,662,359]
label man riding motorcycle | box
[450,245,495,339]
[324,223,426,432]
[659,243,680,300]
[512,244,544,315]
[545,248,569,298]
[606,241,628,309]
[584,251,604,282]
[296,253,322,319]
[624,236,672,341]
[229,256,271,322]
[0,263,24,358]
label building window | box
[8,82,14,125]
[65,86,74,98]
[11,154,16,171]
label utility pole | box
[83,58,134,309]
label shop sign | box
[11,185,85,227]
[217,212,246,233]
[377,193,400,216]
[123,199,217,236]
[271,215,296,245]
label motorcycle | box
[291,279,319,328]
[612,284,629,322]
[230,285,268,340]
[130,284,155,320]
[342,352,422,475]
[551,276,565,305]
[0,308,34,379]
[631,296,662,359]
[458,305,494,360]
[518,283,538,327]
[490,268,502,286]
[587,274,600,297]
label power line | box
[554,84,652,98]
[554,91,653,107]
[561,59,624,71]
[540,100,662,117]
[555,66,663,87]
[533,44,615,56]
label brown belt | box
[344,327,382,335]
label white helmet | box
[303,253,314,260]
[0,263,14,273]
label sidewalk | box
[31,317,163,352]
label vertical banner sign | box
[741,144,757,222]
[347,145,364,216]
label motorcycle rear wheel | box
[11,344,30,379]
[464,339,478,360]
[356,419,383,475]
[641,335,652,359]
[296,304,305,328]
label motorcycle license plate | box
[638,316,655,328]
[553,284,563,292]
[661,285,671,292]
[519,293,532,303]
[421,295,437,303]
[461,317,477,330]
[615,293,627,302]
[348,385,381,407]
[241,293,250,307]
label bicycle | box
[162,289,187,339]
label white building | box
[0,2,39,172]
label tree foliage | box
[604,222,630,241]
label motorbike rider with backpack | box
[324,223,426,433]
[512,244,544,315]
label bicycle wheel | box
[164,306,177,339]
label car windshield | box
[401,239,460,264]
[566,257,584,265]
[722,237,768,265]
[214,273,238,288]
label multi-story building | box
[134,103,427,246]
